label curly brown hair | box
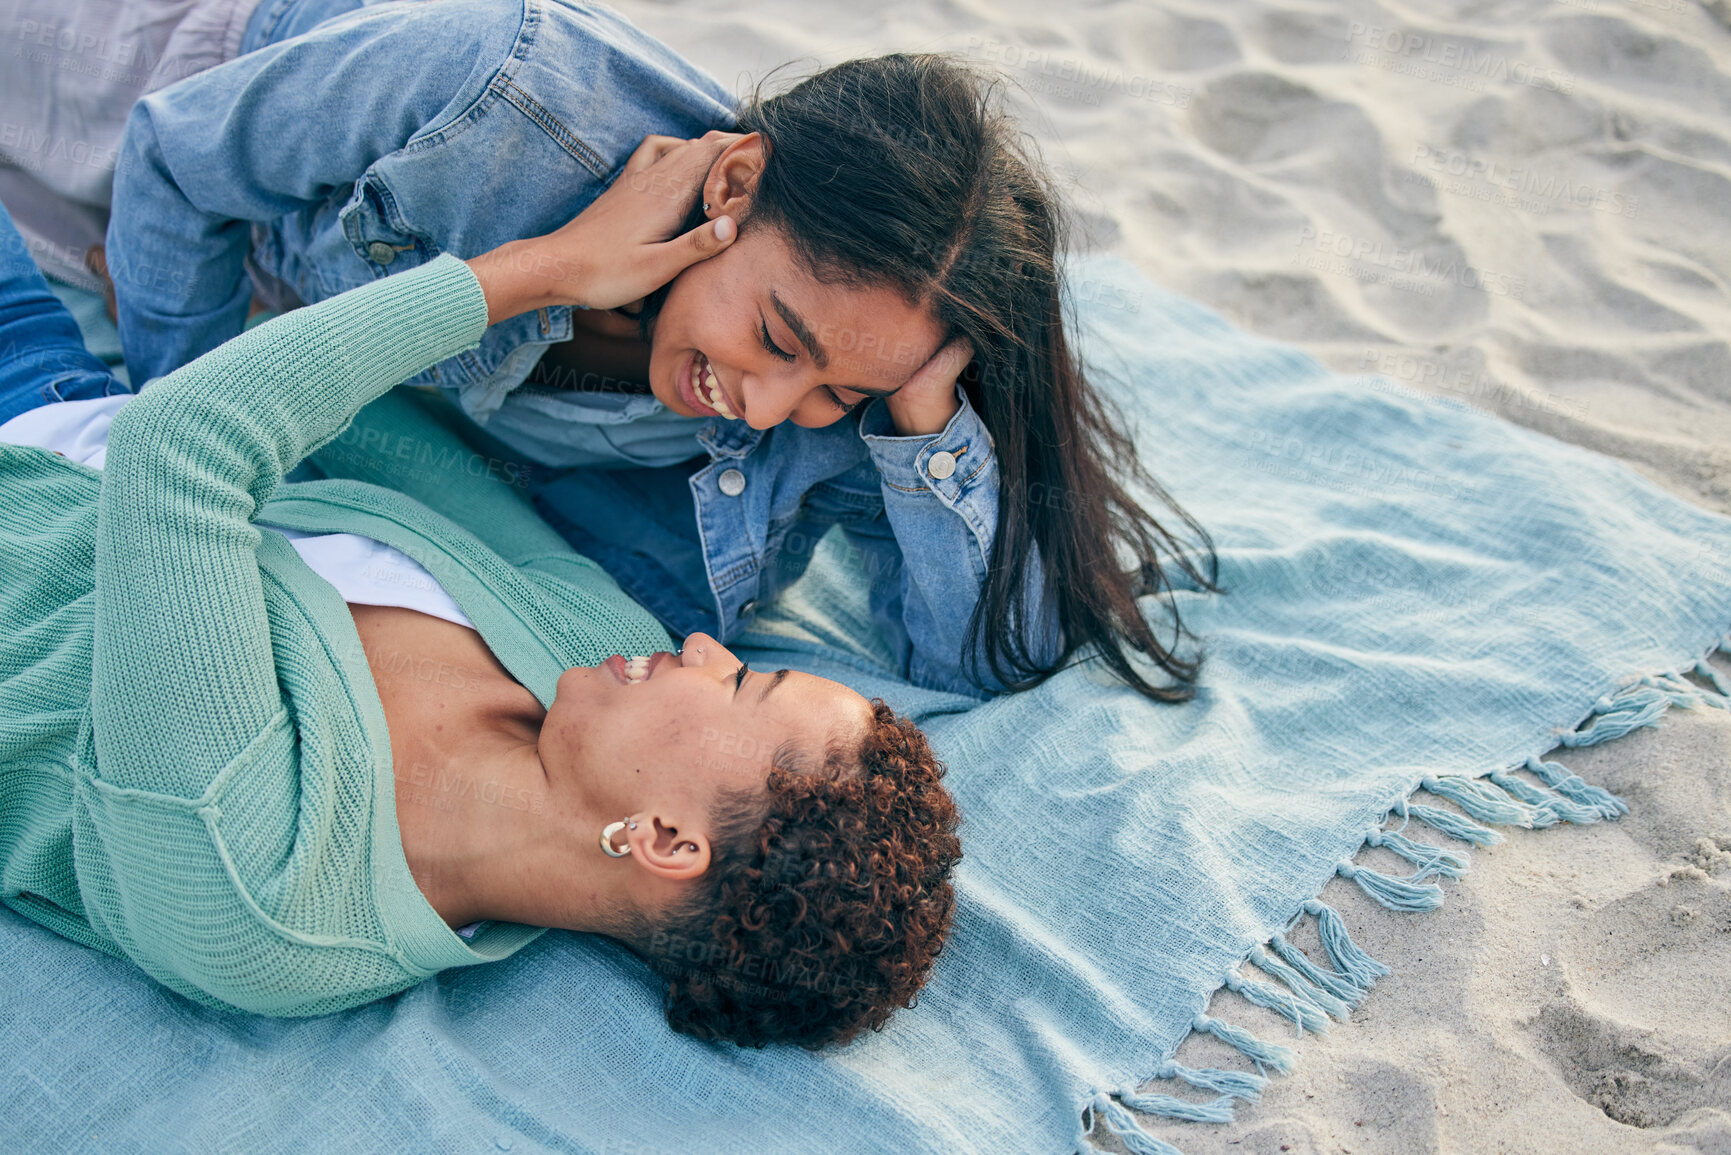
[631,699,961,1049]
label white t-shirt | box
[2,394,489,940]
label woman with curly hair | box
[0,138,958,1049]
[83,0,1219,703]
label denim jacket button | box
[739,599,758,616]
[367,241,397,265]
[718,467,747,497]
[926,450,957,480]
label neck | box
[399,708,629,934]
[528,313,653,394]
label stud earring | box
[703,201,711,212]
[599,818,634,858]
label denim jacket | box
[108,0,1050,694]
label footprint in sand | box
[1531,867,1731,1130]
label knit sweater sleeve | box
[299,386,589,573]
[90,255,489,799]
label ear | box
[630,814,712,881]
[702,132,766,224]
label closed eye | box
[759,319,795,363]
[760,315,858,413]
[733,661,750,695]
[823,386,862,414]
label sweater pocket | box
[70,710,423,1016]
[70,757,246,1010]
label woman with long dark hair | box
[97,0,1221,700]
[0,152,962,1046]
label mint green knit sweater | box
[0,255,672,1016]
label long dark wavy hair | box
[651,54,1222,700]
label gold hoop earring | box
[600,818,635,858]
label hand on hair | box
[465,132,742,324]
[884,335,973,437]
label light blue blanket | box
[5,256,1730,1155]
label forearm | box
[107,2,511,381]
[303,386,579,569]
[855,391,1063,694]
[112,255,490,485]
[462,241,572,327]
[92,255,489,795]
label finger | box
[634,135,740,215]
[621,134,687,176]
[645,132,742,184]
[646,215,737,284]
[912,334,976,387]
[937,334,976,368]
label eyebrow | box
[757,668,790,704]
[769,292,832,373]
[770,291,912,400]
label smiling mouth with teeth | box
[623,655,651,684]
[695,352,739,420]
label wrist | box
[464,240,566,326]
[886,390,963,437]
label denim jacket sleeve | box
[847,385,1062,696]
[107,2,523,384]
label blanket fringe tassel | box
[1083,646,1731,1155]
[1085,1093,1188,1155]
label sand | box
[597,0,1731,1150]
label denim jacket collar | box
[696,416,764,460]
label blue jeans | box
[0,202,130,425]
[241,0,376,56]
